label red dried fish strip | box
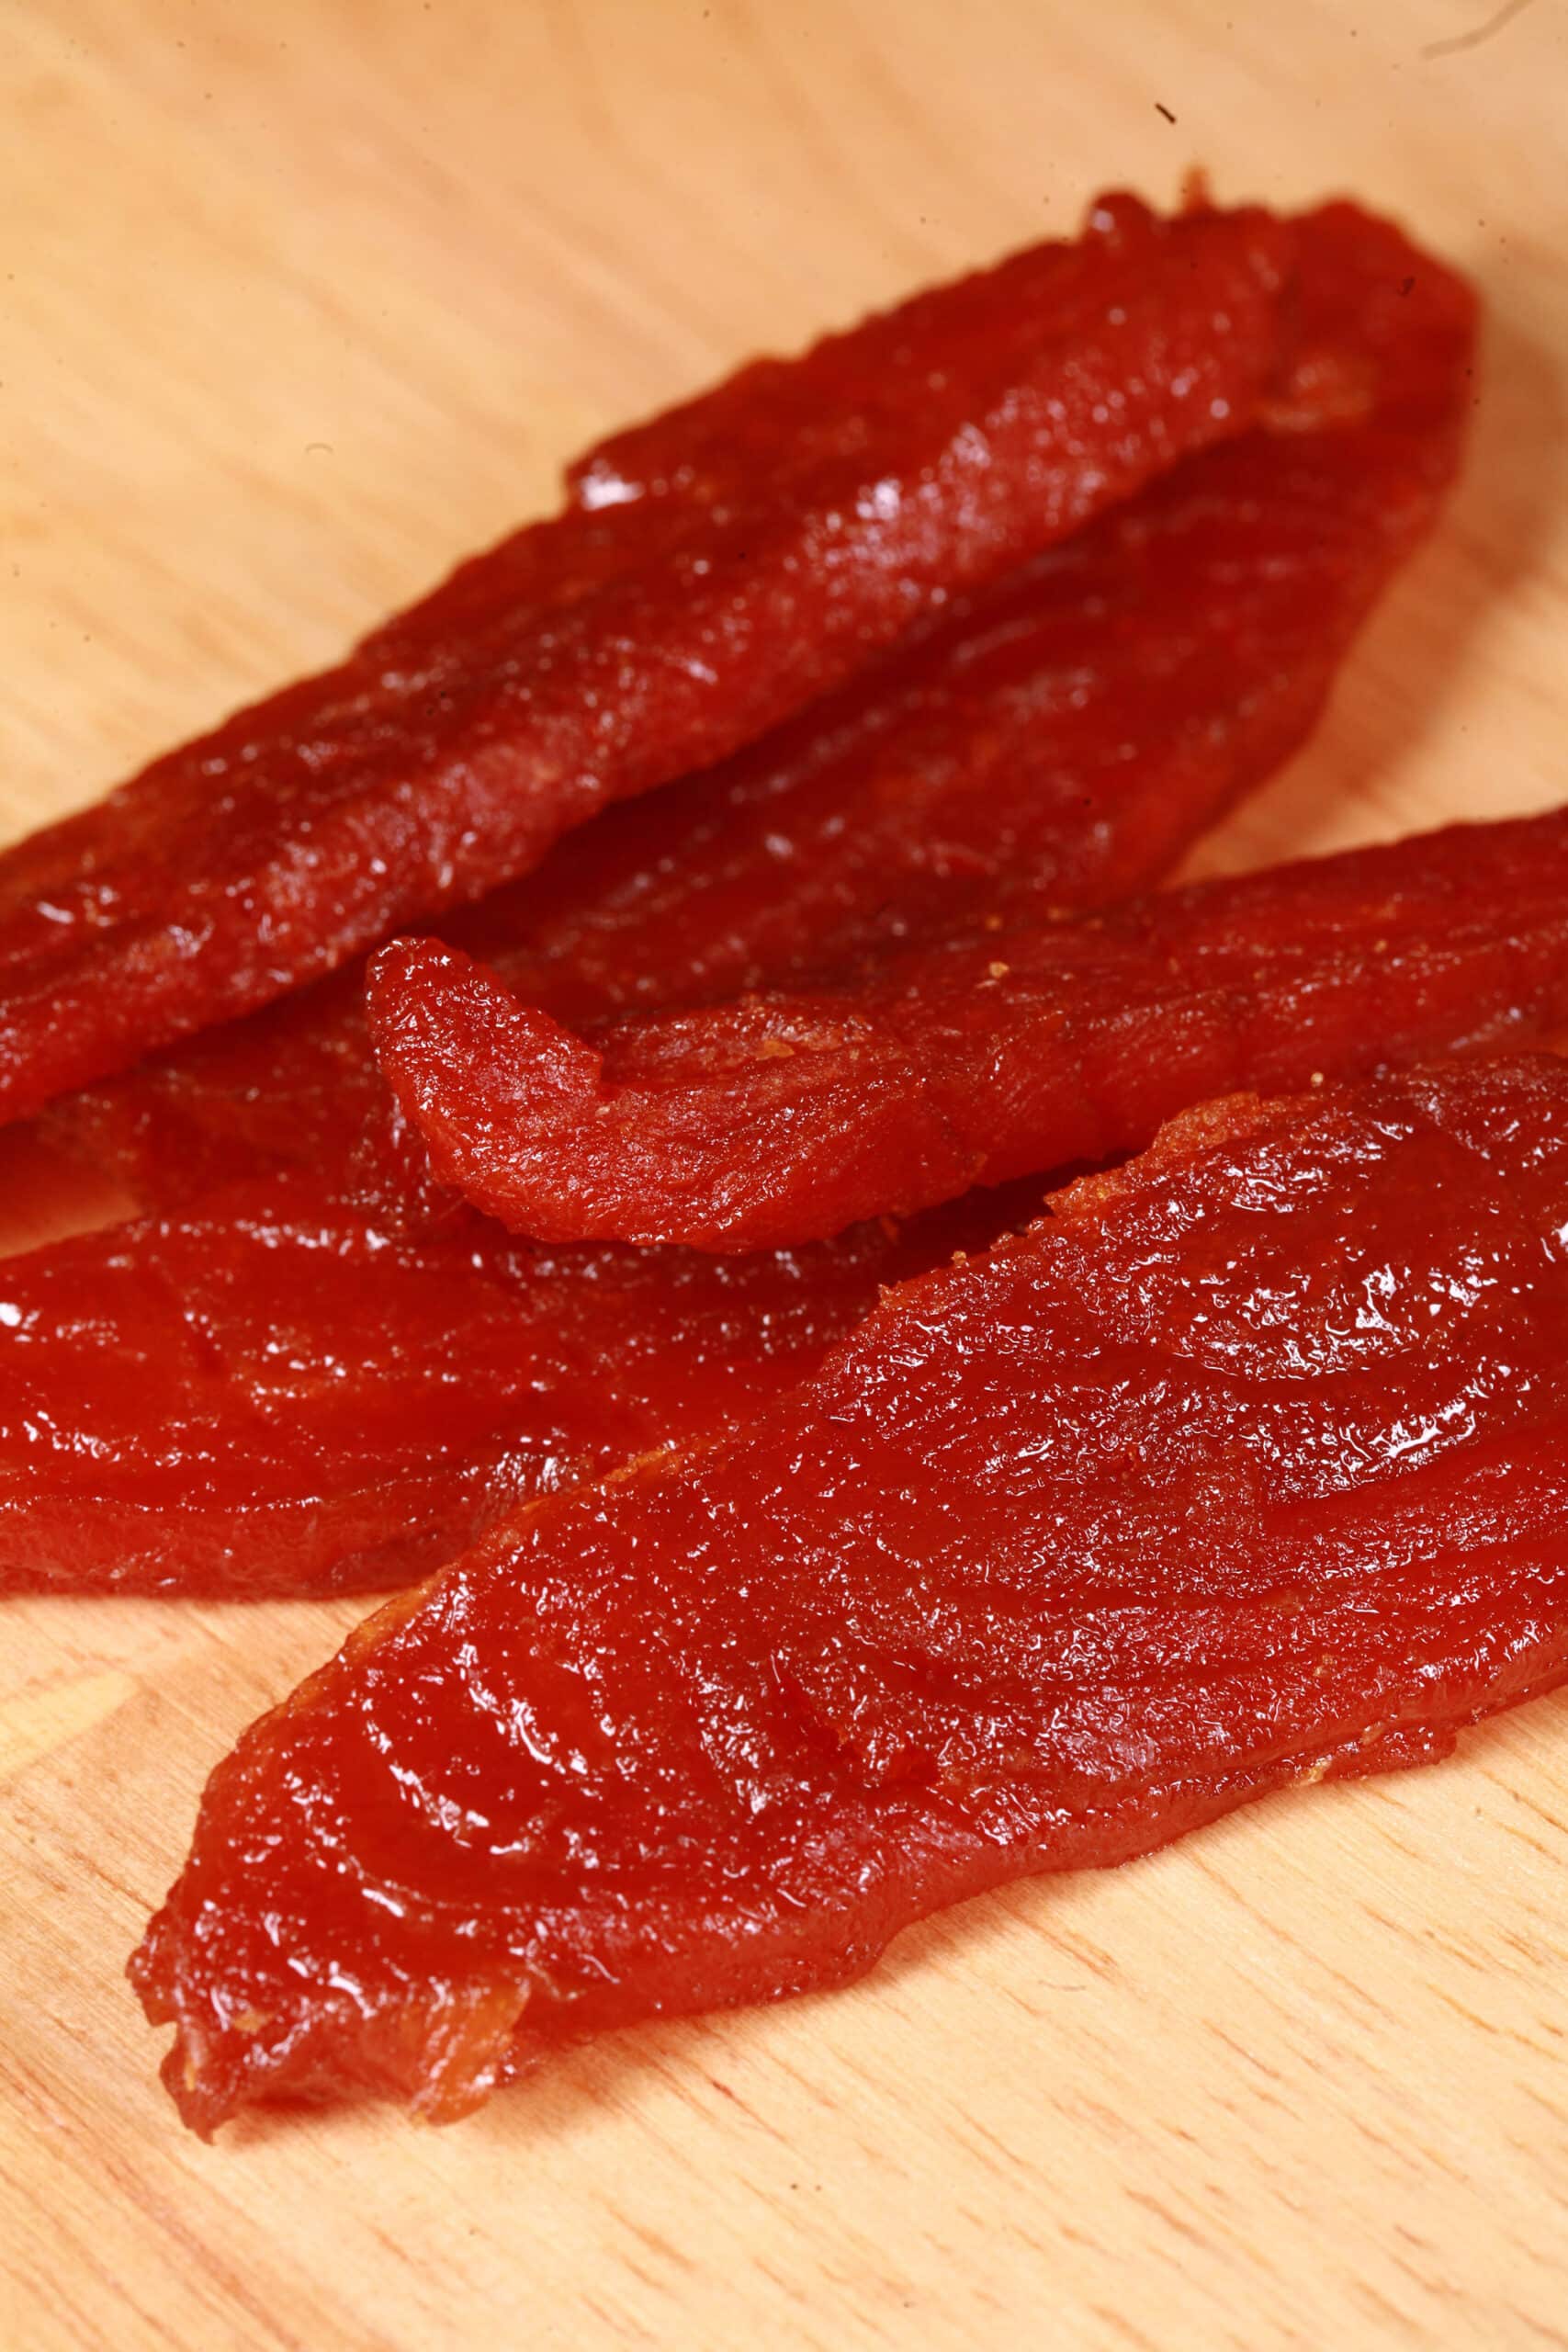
[39,439,1344,1221]
[0,195,1292,1125]
[46,199,1462,1216]
[131,1056,1568,2132]
[0,1177,1028,1598]
[373,799,1568,1250]
[363,203,1480,1246]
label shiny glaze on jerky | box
[362,200,1482,1245]
[0,1177,1033,1597]
[371,798,1568,1250]
[41,311,1348,1223]
[49,195,1448,1217]
[133,1057,1568,2132]
[0,193,1292,1122]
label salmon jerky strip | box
[39,408,1346,1227]
[0,1177,1032,1598]
[132,1056,1568,2132]
[370,799,1568,1250]
[0,193,1292,1124]
[360,198,1480,1250]
[45,198,1459,1215]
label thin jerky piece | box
[38,443,1348,1222]
[131,1056,1568,2132]
[0,1177,1031,1598]
[371,801,1568,1249]
[0,194,1292,1124]
[364,201,1481,1246]
[47,198,1461,1216]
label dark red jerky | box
[0,196,1292,1125]
[361,198,1481,1251]
[131,1057,1568,2132]
[370,797,1568,1250]
[0,1176,1034,1599]
[39,414,1344,1227]
[43,196,1458,1216]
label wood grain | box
[3,2,1567,2346]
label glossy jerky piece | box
[6,405,1359,1614]
[363,201,1482,1246]
[18,318,1389,1609]
[0,1176,1032,1598]
[372,797,1568,1250]
[45,195,1457,1214]
[130,1056,1568,2132]
[0,196,1292,1125]
[38,465,1347,1221]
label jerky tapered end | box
[131,1905,533,2137]
[368,937,606,1230]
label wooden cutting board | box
[3,2,1566,2345]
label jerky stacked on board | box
[1,197,1475,1599]
[10,190,1565,2143]
[0,191,1292,1118]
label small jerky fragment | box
[0,1176,1029,1598]
[374,800,1568,1250]
[131,1056,1568,2132]
[0,195,1292,1124]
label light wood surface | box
[3,3,1567,2346]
